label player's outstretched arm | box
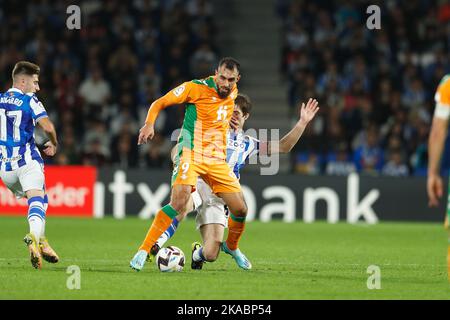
[261,98,319,155]
[37,117,58,156]
[427,117,448,207]
[138,82,193,145]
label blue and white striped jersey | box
[226,130,259,179]
[0,88,48,171]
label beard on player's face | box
[217,86,231,98]
[215,67,239,98]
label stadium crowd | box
[1,0,449,177]
[0,0,218,170]
[277,0,450,176]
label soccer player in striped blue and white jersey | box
[0,61,59,269]
[147,94,319,271]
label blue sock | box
[42,194,48,236]
[166,218,179,238]
[198,247,206,261]
[193,246,206,262]
[156,218,179,248]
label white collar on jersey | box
[7,88,25,94]
[229,129,245,136]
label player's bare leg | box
[130,184,192,271]
[217,192,252,270]
[191,223,224,269]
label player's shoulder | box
[437,74,450,91]
[23,93,43,108]
[25,92,39,102]
[171,78,210,97]
[435,74,450,104]
[190,76,215,88]
[8,91,35,106]
[170,77,215,98]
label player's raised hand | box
[230,116,239,132]
[427,173,443,207]
[42,141,57,156]
[299,98,319,124]
[138,123,155,145]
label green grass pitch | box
[0,216,449,299]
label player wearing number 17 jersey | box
[0,61,59,269]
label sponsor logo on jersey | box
[173,85,186,97]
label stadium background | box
[0,0,448,221]
[1,0,450,301]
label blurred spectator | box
[382,148,410,177]
[79,67,110,107]
[353,127,384,175]
[110,123,139,169]
[60,127,81,165]
[111,134,139,169]
[83,120,110,158]
[286,23,309,52]
[81,138,110,167]
[141,133,172,168]
[109,93,139,136]
[326,143,356,176]
[189,43,217,79]
[294,152,321,175]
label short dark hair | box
[12,61,40,79]
[218,57,240,73]
[235,93,252,116]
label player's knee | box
[233,204,248,217]
[203,243,220,262]
[170,201,185,214]
[171,188,191,213]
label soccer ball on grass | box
[155,246,185,272]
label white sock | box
[28,216,43,241]
[155,218,179,249]
[41,220,46,239]
[27,196,46,241]
[193,246,205,262]
[156,232,169,249]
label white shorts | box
[193,178,228,230]
[0,160,45,199]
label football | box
[155,246,185,272]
